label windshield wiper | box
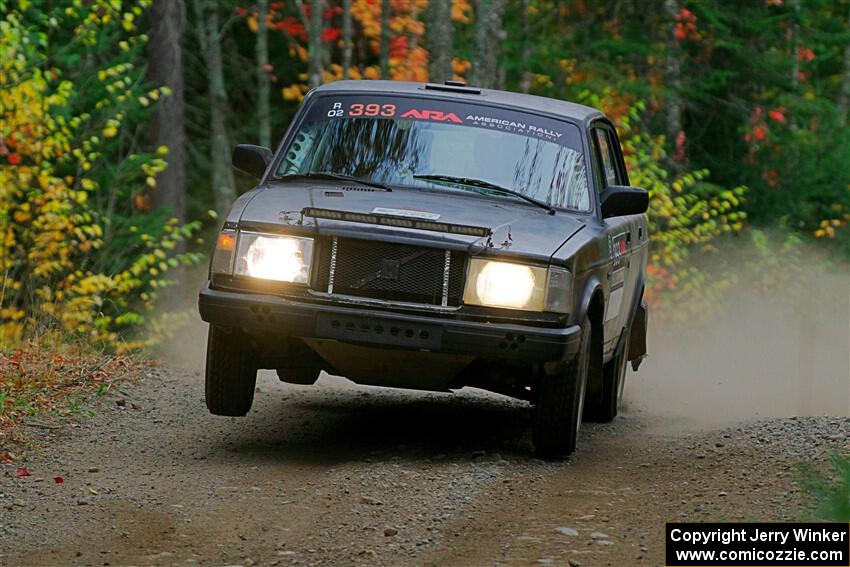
[274,172,392,192]
[413,174,555,215]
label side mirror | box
[600,185,649,218]
[232,144,273,179]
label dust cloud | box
[624,238,850,427]
[163,235,850,429]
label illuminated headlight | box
[233,233,314,284]
[463,259,571,313]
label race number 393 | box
[666,522,850,567]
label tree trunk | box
[789,0,801,91]
[380,0,390,79]
[839,3,850,125]
[472,0,506,89]
[146,0,186,223]
[663,0,683,144]
[342,0,352,79]
[256,0,271,148]
[308,0,324,87]
[200,0,237,214]
[427,0,453,83]
[519,0,531,93]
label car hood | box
[238,181,586,262]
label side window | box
[593,128,618,189]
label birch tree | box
[146,0,186,222]
[256,0,271,148]
[342,0,353,79]
[193,0,237,213]
[837,3,850,125]
[309,0,324,87]
[427,0,453,83]
[664,0,683,144]
[380,0,390,79]
[519,0,531,93]
[472,0,506,89]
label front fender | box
[574,274,604,324]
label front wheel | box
[205,325,257,416]
[585,327,630,423]
[532,318,591,457]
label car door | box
[590,123,642,359]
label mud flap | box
[628,300,648,371]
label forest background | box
[1,0,849,429]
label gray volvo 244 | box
[198,80,649,456]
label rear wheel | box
[585,328,630,423]
[532,318,591,457]
[205,325,257,416]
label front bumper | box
[198,283,581,362]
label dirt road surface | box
[3,274,850,567]
[1,359,847,567]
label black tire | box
[585,327,630,423]
[532,318,592,458]
[205,325,257,416]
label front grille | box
[313,237,467,306]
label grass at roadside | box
[801,452,850,521]
[0,339,143,462]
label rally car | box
[198,80,649,456]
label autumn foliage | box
[0,1,200,350]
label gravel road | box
[1,359,847,567]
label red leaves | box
[320,27,341,42]
[389,35,408,59]
[7,152,21,165]
[752,125,767,142]
[674,7,699,42]
[768,109,785,123]
[797,47,815,63]
[323,5,342,20]
[763,169,780,187]
[15,468,65,483]
[673,130,688,162]
[273,16,306,40]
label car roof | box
[311,80,605,126]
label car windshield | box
[276,95,591,211]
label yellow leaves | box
[451,0,472,23]
[13,210,31,223]
[121,11,135,32]
[290,44,308,63]
[0,4,202,350]
[282,84,306,101]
